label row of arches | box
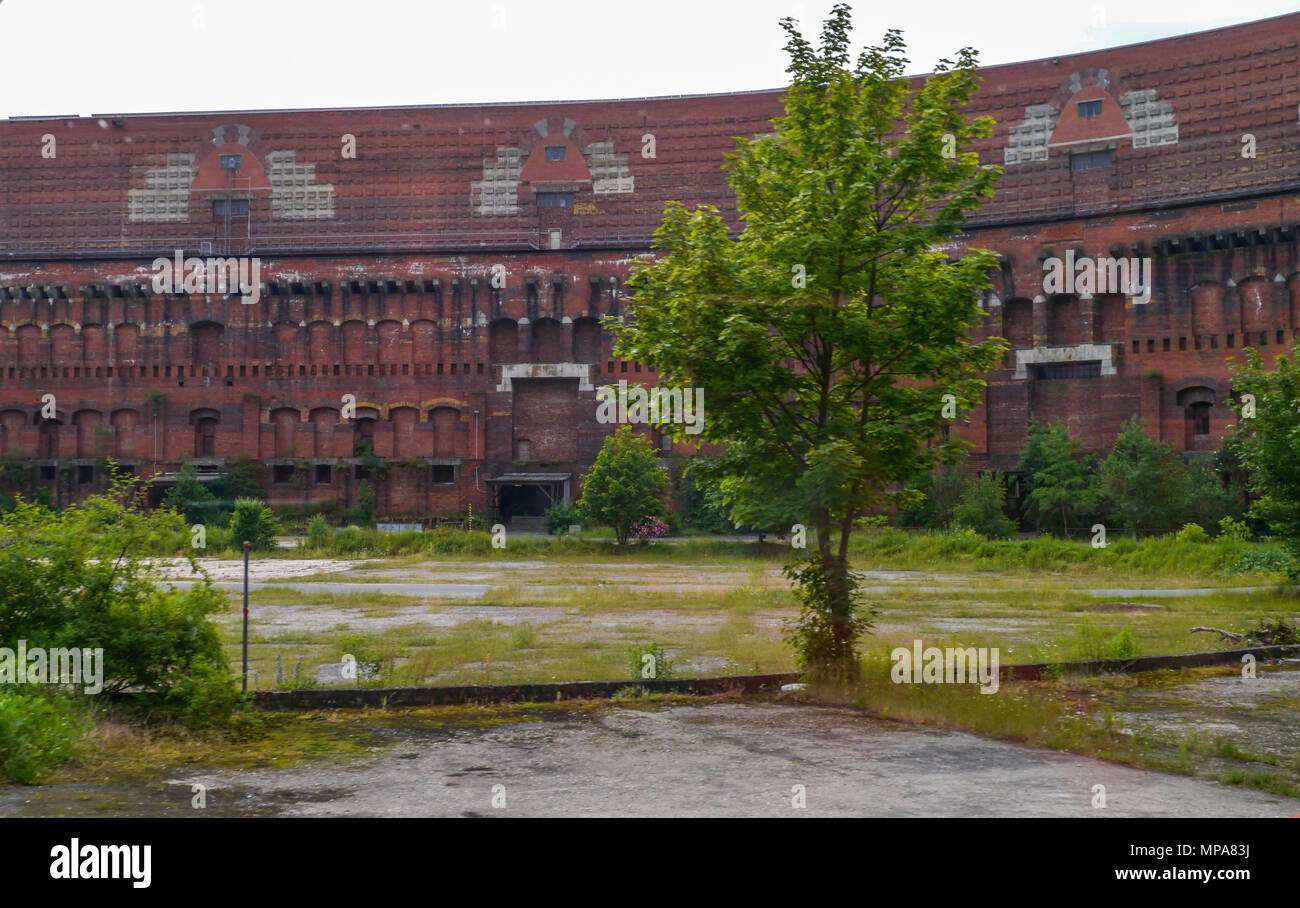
[0,407,140,460]
[264,405,463,460]
[996,275,1300,349]
[1000,294,1128,348]
[0,403,468,462]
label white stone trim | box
[1013,343,1115,380]
[496,362,593,392]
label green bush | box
[228,498,280,551]
[1069,626,1141,662]
[781,553,875,684]
[159,659,243,728]
[626,643,673,680]
[354,480,377,526]
[1218,516,1251,542]
[1175,523,1208,544]
[544,502,581,535]
[951,472,1017,539]
[305,514,331,549]
[0,479,233,719]
[0,690,82,784]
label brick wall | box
[2,13,1299,512]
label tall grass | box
[822,652,1137,758]
[849,527,1288,580]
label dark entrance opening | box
[487,472,571,532]
[498,484,550,522]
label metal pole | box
[242,540,251,693]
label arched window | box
[353,417,376,457]
[1176,386,1216,449]
[1188,401,1211,436]
[195,417,217,457]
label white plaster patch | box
[128,153,196,222]
[1121,90,1179,148]
[267,150,335,219]
[584,141,634,194]
[471,146,523,215]
[1003,104,1058,166]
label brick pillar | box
[1140,372,1162,441]
[1223,280,1244,336]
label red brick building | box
[1,13,1298,522]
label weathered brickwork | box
[1,14,1298,518]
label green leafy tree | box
[951,471,1016,538]
[228,497,280,551]
[162,461,220,525]
[577,427,669,544]
[612,5,1004,678]
[210,454,267,512]
[1096,417,1189,534]
[1096,417,1242,535]
[1229,350,1300,576]
[1018,421,1098,536]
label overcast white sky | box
[0,0,1294,117]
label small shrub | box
[544,502,581,536]
[305,514,331,549]
[1105,628,1141,660]
[335,633,384,683]
[160,659,242,727]
[781,554,875,683]
[229,498,280,551]
[951,472,1017,540]
[1217,516,1251,542]
[626,643,673,680]
[1175,522,1208,544]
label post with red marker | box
[242,540,251,694]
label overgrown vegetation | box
[1229,348,1300,578]
[0,478,239,782]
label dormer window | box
[1077,99,1102,119]
[545,146,566,162]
